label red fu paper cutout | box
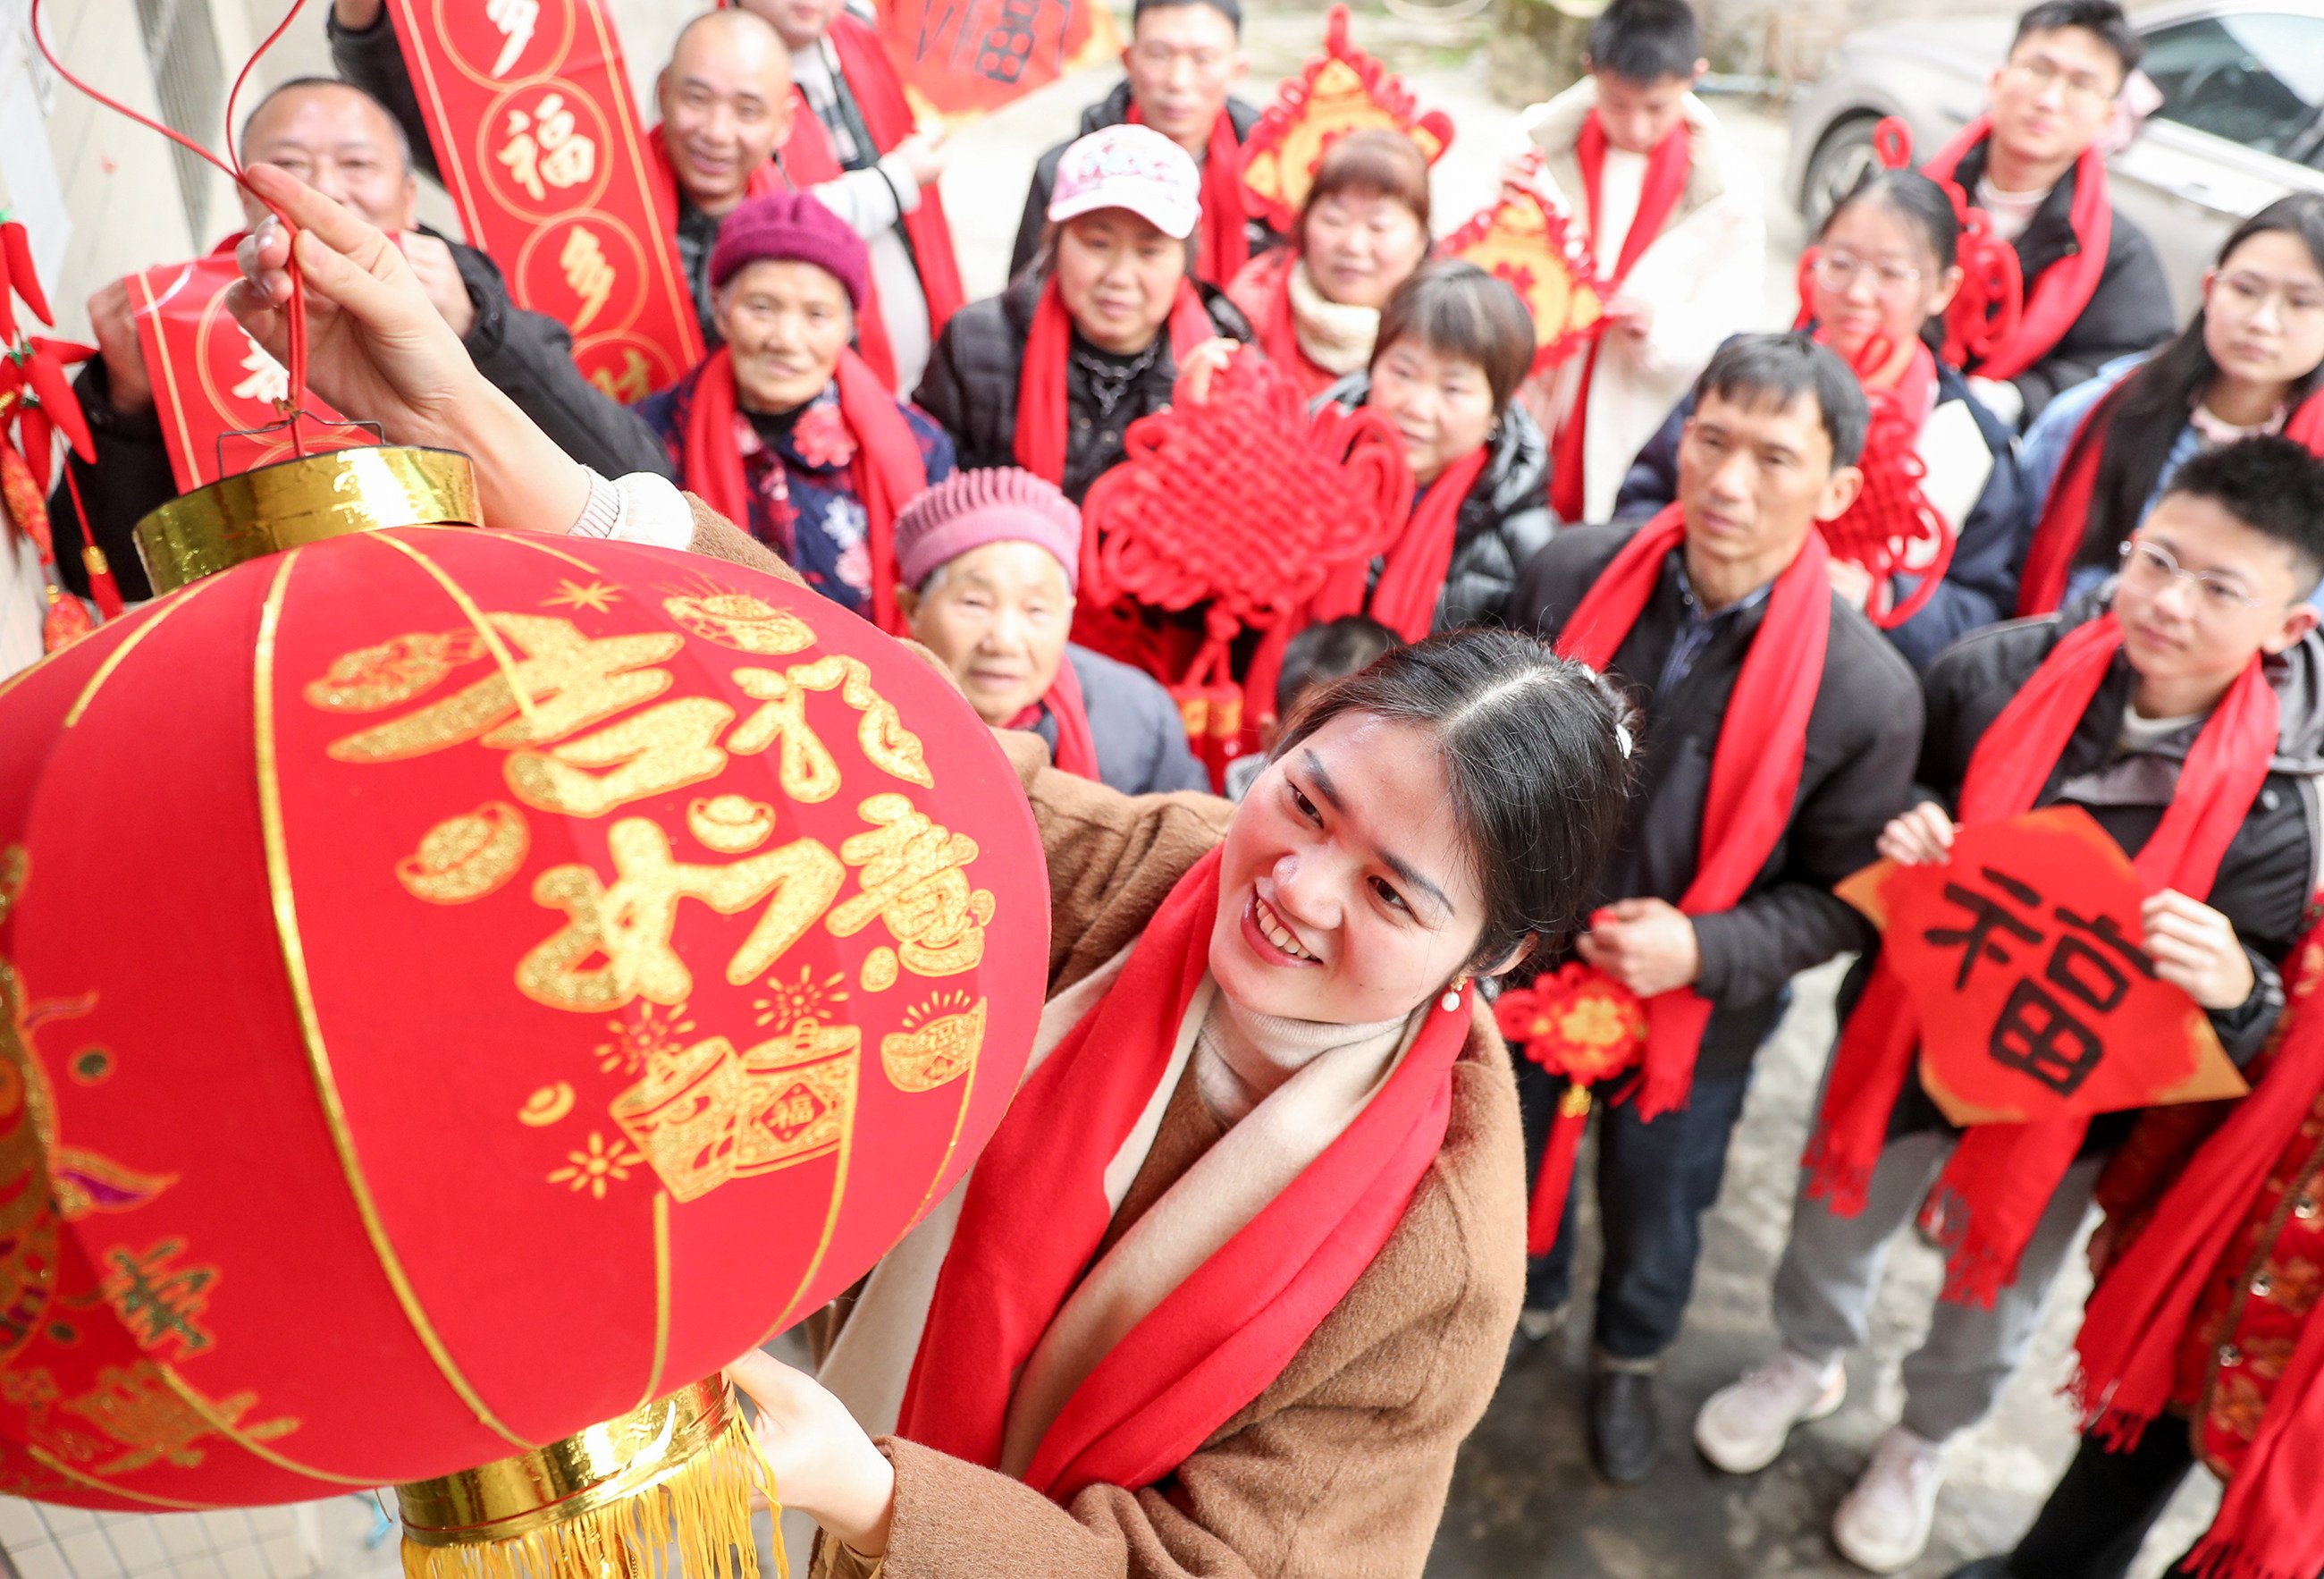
[1442,173,1610,375]
[1238,5,1455,235]
[1841,806,2247,1127]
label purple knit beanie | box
[894,469,1083,591]
[710,191,870,309]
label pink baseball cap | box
[1046,123,1202,240]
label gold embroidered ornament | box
[1236,5,1455,235]
[1441,166,1612,374]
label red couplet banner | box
[384,0,704,401]
[127,255,363,493]
[878,0,1120,121]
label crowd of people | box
[53,0,2324,1571]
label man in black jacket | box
[53,77,669,604]
[1007,0,1276,283]
[1933,0,2176,429]
[1696,438,2324,1575]
[1505,333,1924,1485]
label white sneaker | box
[1832,1425,1948,1574]
[1694,1348,1846,1473]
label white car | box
[1786,0,2324,316]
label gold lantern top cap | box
[133,444,481,595]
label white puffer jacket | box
[1521,79,1766,524]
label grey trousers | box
[1772,1127,2103,1442]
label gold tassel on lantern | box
[398,1378,787,1579]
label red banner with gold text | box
[127,256,363,494]
[385,0,703,401]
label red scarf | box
[1548,112,1691,523]
[778,19,968,389]
[1013,276,1217,486]
[1923,117,2109,385]
[644,122,785,241]
[1231,249,1335,399]
[2019,390,2324,618]
[678,345,929,633]
[2074,921,2324,1579]
[1804,614,2278,1304]
[1006,651,1099,780]
[894,846,1469,1500]
[1129,104,1249,287]
[1365,446,1490,641]
[1554,504,1833,1119]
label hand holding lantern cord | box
[229,167,589,536]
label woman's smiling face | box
[1208,712,1489,1025]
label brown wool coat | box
[682,500,1529,1579]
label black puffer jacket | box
[1318,372,1558,632]
[1947,138,2177,428]
[911,273,1251,503]
[48,236,673,602]
[1506,523,1925,1077]
[1008,81,1276,283]
[1880,591,2324,1149]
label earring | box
[1440,978,1468,1013]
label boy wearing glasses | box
[1696,436,2324,1575]
[1924,0,2175,431]
[1008,0,1276,285]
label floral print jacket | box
[639,369,954,617]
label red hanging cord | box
[29,0,320,455]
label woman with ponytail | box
[1616,167,2032,671]
[2017,193,2324,617]
[232,165,1638,1579]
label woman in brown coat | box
[229,167,1638,1579]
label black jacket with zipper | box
[1505,521,1926,1078]
[1318,371,1558,633]
[1948,138,2177,428]
[911,272,1252,504]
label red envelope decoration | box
[1442,177,1610,374]
[1237,4,1455,234]
[1843,806,2246,1127]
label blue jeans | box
[1519,1058,1756,1362]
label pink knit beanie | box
[894,468,1082,590]
[710,190,870,309]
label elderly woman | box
[895,468,1208,795]
[1318,260,1555,636]
[640,190,953,629]
[914,123,1249,503]
[232,162,1638,1579]
[1226,129,1433,401]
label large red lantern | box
[0,516,1047,1574]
